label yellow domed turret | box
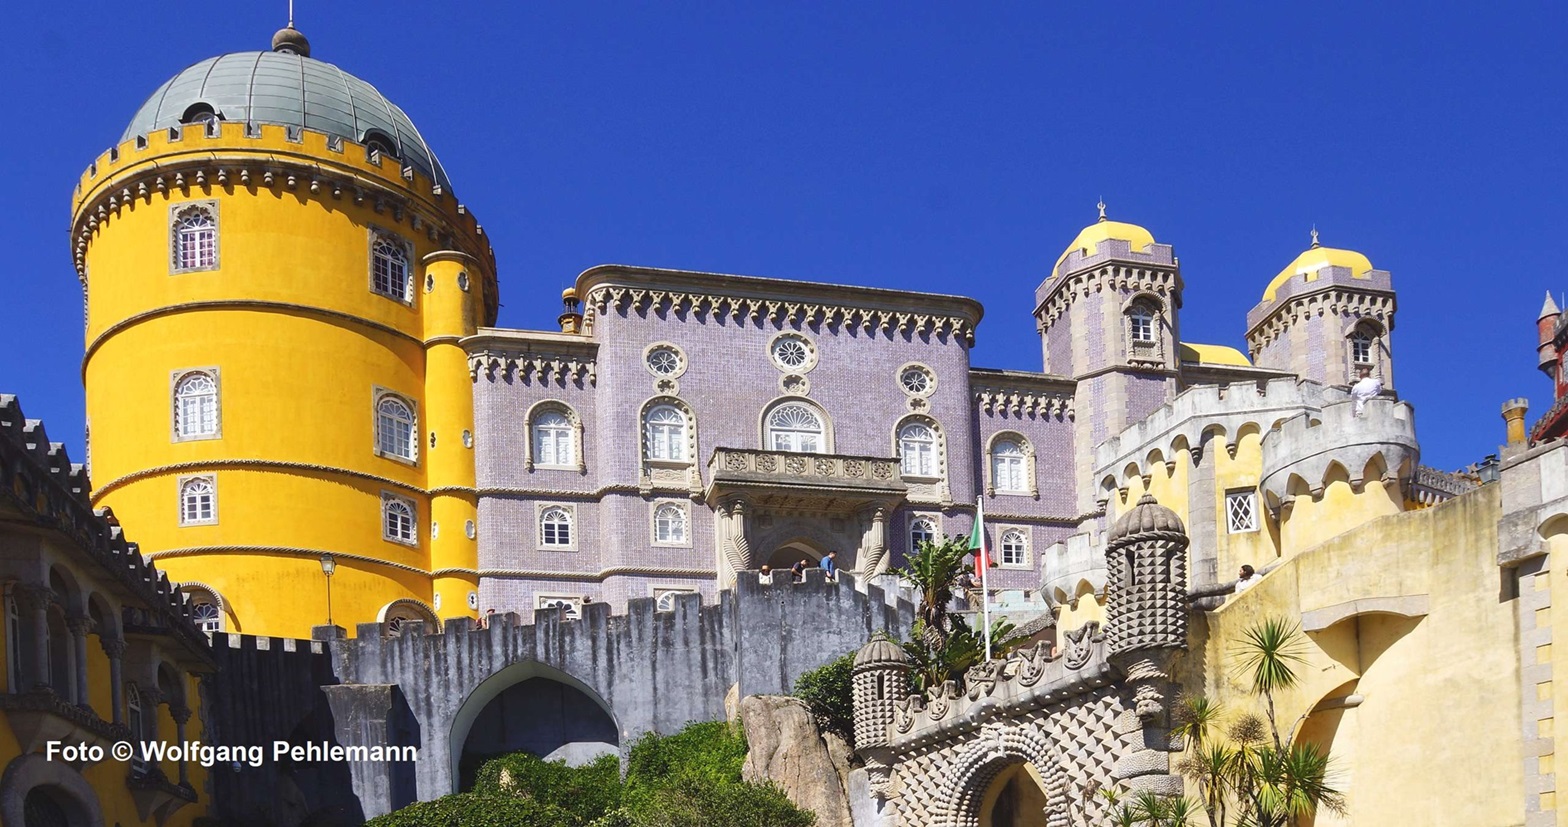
[1053,202,1157,275]
[1262,229,1374,302]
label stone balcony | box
[705,448,908,508]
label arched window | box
[654,503,688,544]
[382,600,435,637]
[533,410,574,467]
[1000,528,1028,566]
[898,423,937,477]
[191,601,221,632]
[1350,329,1374,365]
[645,405,688,462]
[1128,304,1156,344]
[655,589,695,612]
[992,440,1027,493]
[767,402,825,453]
[126,683,150,771]
[178,476,216,525]
[910,516,937,553]
[173,371,219,440]
[376,395,417,461]
[383,495,416,544]
[171,204,217,271]
[371,234,411,301]
[540,506,573,547]
[5,590,21,692]
[22,787,72,827]
[537,595,582,620]
[363,130,400,160]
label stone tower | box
[1035,208,1183,510]
[1246,233,1396,390]
[72,27,496,637]
[852,634,911,797]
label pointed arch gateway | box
[932,722,1060,827]
[448,661,620,789]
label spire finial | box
[1310,225,1320,248]
[288,0,295,27]
[1097,198,1107,222]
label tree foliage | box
[367,721,815,827]
[793,652,856,746]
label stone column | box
[720,497,753,572]
[101,638,127,725]
[15,584,52,691]
[859,506,890,575]
[171,705,192,784]
[66,615,93,707]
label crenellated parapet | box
[70,121,498,321]
[1260,396,1418,507]
[1094,378,1331,496]
[1033,255,1181,333]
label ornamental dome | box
[1261,237,1374,302]
[1108,494,1185,543]
[853,634,909,669]
[1054,206,1157,276]
[121,32,451,191]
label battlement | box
[0,394,211,658]
[1095,378,1333,486]
[1260,396,1418,505]
[1246,264,1394,332]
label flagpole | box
[978,495,992,661]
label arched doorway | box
[977,763,1049,827]
[766,540,823,570]
[449,662,619,790]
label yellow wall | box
[1188,485,1523,825]
[74,123,492,638]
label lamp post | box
[319,553,337,627]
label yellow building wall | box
[74,123,491,638]
[1188,485,1523,825]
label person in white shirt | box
[1234,564,1261,593]
[1351,365,1383,417]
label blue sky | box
[2,2,1563,471]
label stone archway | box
[979,763,1050,827]
[447,661,620,790]
[766,539,824,570]
[933,724,1058,827]
[0,754,106,827]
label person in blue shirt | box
[820,550,839,581]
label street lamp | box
[319,553,337,627]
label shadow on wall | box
[458,677,620,789]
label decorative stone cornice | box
[1246,289,1396,350]
[91,458,427,503]
[973,384,1075,419]
[463,329,599,385]
[144,545,430,576]
[578,265,982,345]
[1034,264,1181,332]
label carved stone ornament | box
[1062,620,1100,669]
[965,658,1003,701]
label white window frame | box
[169,201,219,274]
[644,403,691,463]
[532,411,575,468]
[382,493,418,545]
[897,363,937,398]
[766,401,827,454]
[177,475,217,526]
[182,586,225,632]
[1226,489,1260,534]
[373,390,419,464]
[536,594,583,620]
[990,439,1029,495]
[767,332,819,373]
[909,514,939,554]
[171,368,221,442]
[651,500,691,547]
[998,527,1030,569]
[653,587,698,612]
[1128,305,1156,344]
[644,342,688,379]
[538,504,577,550]
[525,401,584,472]
[369,229,414,303]
[898,422,939,479]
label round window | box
[901,367,931,395]
[646,346,683,377]
[769,333,817,372]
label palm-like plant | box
[901,613,1024,692]
[890,535,969,652]
[1233,742,1345,827]
[1230,617,1308,748]
[1176,742,1236,827]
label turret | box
[1538,292,1559,378]
[1503,398,1530,447]
[851,634,910,798]
[1104,494,1189,658]
[1247,231,1396,390]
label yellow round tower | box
[71,27,495,638]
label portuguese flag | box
[969,495,993,660]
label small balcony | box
[705,448,907,508]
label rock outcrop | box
[738,695,854,827]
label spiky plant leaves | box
[1173,695,1224,750]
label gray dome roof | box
[853,634,909,669]
[121,51,451,190]
[1108,494,1186,544]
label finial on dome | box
[1097,199,1107,222]
[1310,225,1320,248]
[272,24,311,56]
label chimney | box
[559,288,583,334]
[1538,292,1560,377]
[1503,397,1530,446]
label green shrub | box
[793,653,856,746]
[631,775,816,827]
[625,720,748,790]
[474,751,623,820]
[364,791,576,827]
